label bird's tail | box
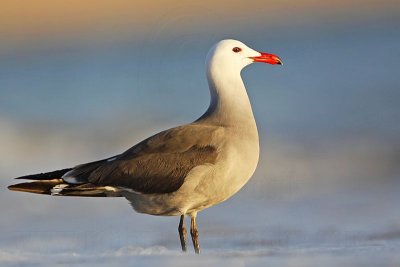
[8,169,122,197]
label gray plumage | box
[66,124,219,194]
[8,39,283,253]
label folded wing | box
[64,124,220,194]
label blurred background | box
[1,1,399,266]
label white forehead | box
[213,39,249,52]
[206,39,260,70]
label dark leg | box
[178,214,187,252]
[190,213,200,254]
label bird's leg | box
[190,213,200,254]
[178,214,187,252]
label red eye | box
[232,47,242,53]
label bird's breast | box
[224,132,260,192]
[193,127,260,204]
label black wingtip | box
[14,168,73,180]
[8,180,61,195]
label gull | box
[8,39,282,254]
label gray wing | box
[64,124,220,194]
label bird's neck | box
[197,67,257,129]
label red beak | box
[250,52,282,65]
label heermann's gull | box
[8,39,282,254]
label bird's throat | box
[198,70,257,129]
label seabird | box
[8,39,282,254]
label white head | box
[206,39,282,77]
